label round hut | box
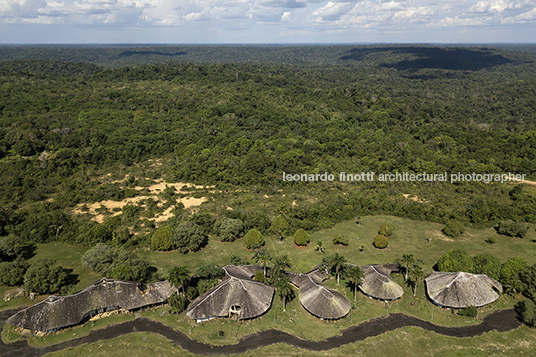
[359,265,404,301]
[425,271,503,308]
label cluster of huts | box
[7,264,503,333]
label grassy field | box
[2,214,536,355]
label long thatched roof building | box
[359,264,404,301]
[425,271,503,308]
[287,269,351,319]
[186,265,274,322]
[7,279,176,332]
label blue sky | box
[1,0,535,44]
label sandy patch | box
[402,193,428,203]
[72,179,209,224]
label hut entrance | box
[229,305,241,319]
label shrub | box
[516,299,536,327]
[373,234,388,249]
[332,235,349,246]
[442,220,465,238]
[0,258,29,286]
[436,249,474,273]
[151,226,172,251]
[293,229,310,246]
[23,259,68,295]
[378,223,394,237]
[485,236,498,244]
[170,222,208,254]
[458,306,478,318]
[497,220,528,238]
[270,215,289,241]
[214,217,244,242]
[244,229,264,249]
[472,253,501,280]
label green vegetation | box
[2,45,536,356]
[244,229,264,250]
[373,234,389,249]
[293,229,310,246]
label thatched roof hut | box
[7,279,176,332]
[359,265,404,301]
[186,265,274,322]
[425,271,503,308]
[287,269,351,319]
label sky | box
[0,0,535,44]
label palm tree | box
[168,266,190,294]
[346,265,364,301]
[314,240,325,253]
[272,255,291,280]
[410,265,424,296]
[331,253,347,285]
[276,276,294,312]
[400,254,416,282]
[253,248,271,277]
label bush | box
[516,299,536,327]
[293,229,310,246]
[436,249,474,273]
[244,229,264,249]
[214,217,244,242]
[170,222,208,253]
[151,226,172,251]
[332,235,349,246]
[378,223,394,237]
[373,234,388,249]
[458,306,478,318]
[485,236,498,244]
[270,215,289,240]
[0,258,29,286]
[23,259,68,295]
[472,253,501,280]
[497,220,528,238]
[442,220,465,238]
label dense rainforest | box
[1,44,536,250]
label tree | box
[496,220,528,238]
[0,258,29,286]
[244,228,264,249]
[253,247,271,277]
[229,254,248,265]
[171,222,208,253]
[276,275,294,312]
[23,259,68,295]
[214,217,244,242]
[168,266,190,294]
[517,299,536,327]
[346,265,364,301]
[442,220,465,238]
[270,215,289,241]
[378,223,394,237]
[409,264,424,296]
[0,234,35,261]
[293,229,310,246]
[400,254,416,282]
[81,243,117,275]
[500,257,527,295]
[314,240,325,253]
[151,226,172,251]
[520,264,536,301]
[323,253,347,285]
[272,255,291,281]
[472,254,501,280]
[373,234,388,249]
[436,249,474,273]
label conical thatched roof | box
[359,265,404,300]
[7,279,176,332]
[425,271,503,308]
[287,270,351,319]
[186,265,274,321]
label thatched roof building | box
[186,265,274,322]
[359,265,404,301]
[425,271,503,308]
[7,279,176,332]
[287,269,351,319]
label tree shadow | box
[340,46,513,72]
